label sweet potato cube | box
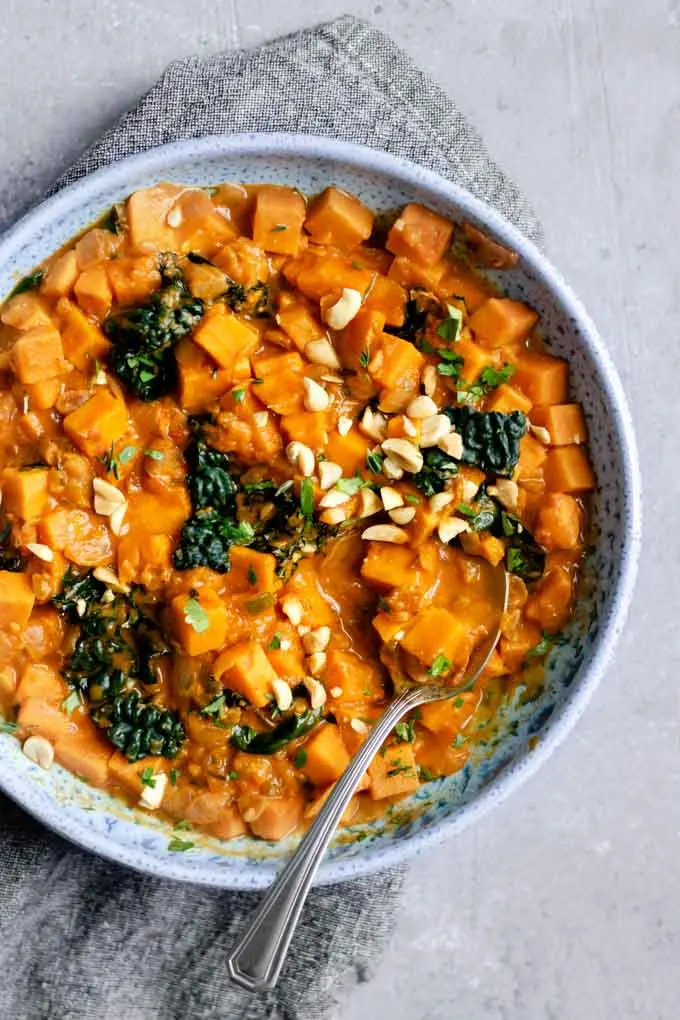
[127,490,190,535]
[401,607,472,671]
[58,298,111,370]
[449,336,496,384]
[437,260,491,312]
[15,664,66,705]
[108,752,165,796]
[55,728,113,788]
[192,305,259,373]
[304,187,374,251]
[183,261,230,302]
[534,493,582,551]
[515,434,548,488]
[169,588,229,656]
[2,467,49,520]
[280,411,330,451]
[74,228,120,269]
[387,203,454,266]
[288,251,373,302]
[531,403,588,446]
[469,298,538,349]
[372,612,408,644]
[336,308,386,371]
[419,691,481,738]
[38,508,113,567]
[0,572,35,628]
[459,531,506,567]
[0,666,17,703]
[544,446,595,493]
[387,256,448,293]
[213,640,277,707]
[276,293,325,352]
[486,382,533,415]
[74,266,113,320]
[126,182,185,252]
[369,743,419,800]
[265,627,306,679]
[325,426,372,475]
[369,333,424,392]
[361,543,416,591]
[526,567,574,631]
[513,350,568,405]
[117,532,172,587]
[176,337,233,412]
[42,251,80,299]
[107,255,161,307]
[302,724,351,786]
[224,546,278,595]
[1,292,54,330]
[254,352,305,415]
[63,389,129,458]
[17,698,75,742]
[252,186,307,256]
[280,560,335,627]
[325,649,385,706]
[363,275,407,327]
[11,325,65,384]
[25,377,61,410]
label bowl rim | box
[0,132,642,888]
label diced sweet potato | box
[455,336,499,383]
[525,566,574,631]
[544,446,595,493]
[400,607,472,671]
[276,293,325,352]
[0,667,17,704]
[1,291,54,330]
[15,663,66,705]
[126,183,186,252]
[54,727,113,788]
[280,560,335,627]
[336,307,386,372]
[176,337,233,412]
[243,792,304,840]
[212,237,269,287]
[192,305,259,374]
[108,752,165,797]
[486,382,533,415]
[42,251,79,299]
[302,723,351,786]
[18,698,75,742]
[265,627,306,679]
[211,806,248,841]
[387,255,448,293]
[468,298,538,349]
[288,251,373,302]
[11,325,65,384]
[362,275,407,327]
[63,389,129,458]
[169,588,229,656]
[25,377,61,410]
[117,532,173,587]
[127,489,190,535]
[57,298,112,370]
[252,186,307,256]
[437,259,492,312]
[325,649,385,706]
[325,426,373,475]
[513,350,569,405]
[361,542,416,591]
[213,641,278,707]
[107,255,162,307]
[304,187,374,251]
[372,612,407,644]
[74,266,113,320]
[459,531,506,567]
[39,508,113,567]
[74,228,120,269]
[2,467,49,520]
[183,261,230,302]
[369,743,419,800]
[369,333,424,391]
[531,403,588,446]
[170,189,236,256]
[514,434,548,489]
[224,546,278,595]
[280,411,331,451]
[253,352,305,415]
[0,571,35,628]
[534,493,582,551]
[419,691,482,739]
[386,203,454,266]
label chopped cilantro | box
[228,770,239,781]
[428,654,451,678]
[359,350,370,368]
[436,304,464,343]
[169,768,180,786]
[201,695,226,718]
[418,766,435,781]
[394,720,416,743]
[61,690,82,716]
[140,767,156,788]
[270,224,288,232]
[293,748,308,768]
[335,473,367,496]
[404,494,421,505]
[0,721,17,734]
[168,838,195,852]
[184,597,209,634]
[143,448,164,461]
[247,565,258,586]
[173,819,192,831]
[366,450,384,474]
[232,387,246,403]
[300,477,314,518]
[268,632,282,650]
[119,445,138,464]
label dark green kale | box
[384,295,429,343]
[231,709,322,754]
[173,511,255,572]
[54,571,185,761]
[101,204,123,234]
[184,430,237,512]
[443,406,527,477]
[8,269,44,299]
[454,493,546,581]
[224,280,273,318]
[249,483,329,580]
[105,278,204,401]
[412,448,459,496]
[0,520,25,572]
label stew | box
[0,181,594,845]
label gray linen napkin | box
[0,16,542,1020]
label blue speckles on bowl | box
[0,134,642,889]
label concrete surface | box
[1,1,677,1017]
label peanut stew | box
[0,182,595,844]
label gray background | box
[1,1,675,1018]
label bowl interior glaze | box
[0,135,641,889]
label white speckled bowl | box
[0,135,641,889]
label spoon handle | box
[227,684,431,992]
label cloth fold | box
[1,15,541,1020]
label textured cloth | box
[0,15,541,1020]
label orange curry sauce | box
[0,183,594,842]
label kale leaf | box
[443,406,527,477]
[8,269,44,299]
[185,432,237,512]
[384,295,428,342]
[105,279,204,401]
[52,566,106,620]
[0,520,25,572]
[93,690,185,762]
[231,709,322,754]
[412,448,459,496]
[173,510,255,572]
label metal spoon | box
[228,565,509,992]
